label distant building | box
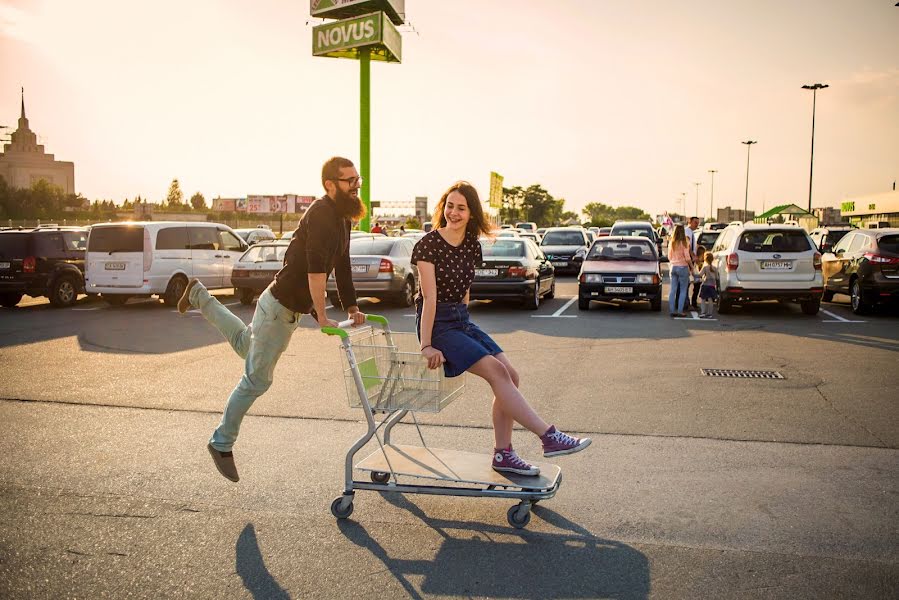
[373,196,429,226]
[753,204,817,231]
[812,206,847,225]
[0,89,75,194]
[839,190,899,228]
[716,206,755,224]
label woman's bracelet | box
[420,344,433,351]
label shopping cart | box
[322,315,562,529]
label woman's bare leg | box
[491,353,518,449]
[468,354,549,449]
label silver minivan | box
[85,221,248,306]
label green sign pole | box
[360,47,371,233]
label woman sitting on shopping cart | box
[412,181,591,477]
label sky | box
[1,0,898,219]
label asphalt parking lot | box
[2,275,898,598]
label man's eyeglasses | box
[333,176,363,187]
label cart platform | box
[356,444,561,490]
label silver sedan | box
[326,235,419,307]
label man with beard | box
[177,156,367,482]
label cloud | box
[0,2,38,45]
[838,67,899,109]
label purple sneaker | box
[492,447,540,476]
[541,425,592,457]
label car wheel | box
[578,295,590,311]
[104,294,131,306]
[327,292,341,308]
[850,279,871,315]
[0,292,23,308]
[239,288,255,305]
[49,274,79,308]
[821,289,835,303]
[545,278,555,299]
[523,280,540,310]
[163,275,188,307]
[800,298,821,316]
[396,277,415,307]
[650,295,662,312]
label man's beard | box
[334,188,366,220]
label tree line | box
[0,176,208,220]
[500,184,650,227]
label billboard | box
[489,172,504,210]
[312,11,401,63]
[310,0,404,25]
[212,198,237,212]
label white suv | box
[709,223,823,315]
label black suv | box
[0,226,89,308]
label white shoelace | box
[548,430,577,445]
[504,450,532,469]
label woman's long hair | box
[431,181,493,238]
[671,224,688,249]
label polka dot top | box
[412,229,482,304]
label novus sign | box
[312,11,401,62]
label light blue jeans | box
[668,266,690,314]
[190,283,299,451]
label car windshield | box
[0,233,30,257]
[738,230,811,252]
[480,239,525,258]
[350,238,396,255]
[697,232,720,248]
[825,230,851,245]
[587,240,655,261]
[541,231,585,245]
[878,235,899,254]
[240,245,286,263]
[611,226,653,239]
[88,226,144,252]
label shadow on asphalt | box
[335,493,650,599]
[236,523,291,600]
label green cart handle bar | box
[321,314,388,339]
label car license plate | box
[351,265,368,273]
[551,261,567,267]
[475,268,498,277]
[761,260,791,270]
[0,262,9,270]
[605,286,633,294]
[105,262,126,270]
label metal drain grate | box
[702,369,785,379]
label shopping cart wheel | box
[330,495,354,519]
[370,471,390,484]
[507,503,531,529]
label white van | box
[85,221,248,306]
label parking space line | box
[532,296,577,318]
[72,306,103,311]
[820,309,866,323]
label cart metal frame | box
[322,315,562,528]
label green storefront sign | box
[312,12,401,63]
[841,201,855,213]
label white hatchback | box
[709,223,823,314]
[85,221,248,306]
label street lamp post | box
[708,169,717,221]
[802,83,829,214]
[742,140,757,217]
[693,182,701,219]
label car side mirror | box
[835,248,845,255]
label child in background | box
[698,252,718,319]
[690,245,706,310]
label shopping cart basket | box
[322,315,562,529]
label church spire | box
[20,87,25,119]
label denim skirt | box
[416,302,503,378]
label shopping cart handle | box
[321,314,388,338]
